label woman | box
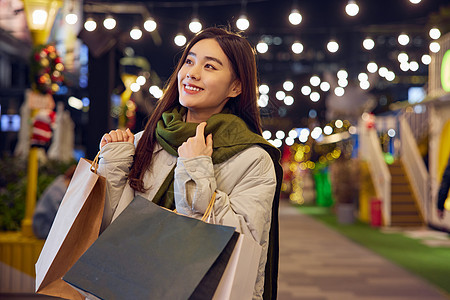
[98,27,282,299]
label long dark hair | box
[129,27,261,192]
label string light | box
[334,87,345,96]
[103,15,116,30]
[310,75,320,86]
[363,37,375,50]
[398,33,410,46]
[327,39,339,53]
[284,96,294,105]
[337,69,348,79]
[189,17,202,33]
[256,41,269,53]
[84,17,97,32]
[358,73,368,82]
[65,12,78,25]
[397,52,409,63]
[345,0,359,17]
[130,26,143,40]
[236,14,249,30]
[320,82,330,92]
[429,42,440,53]
[429,27,441,40]
[276,91,286,100]
[288,8,302,25]
[367,62,378,73]
[409,61,419,71]
[301,85,311,96]
[385,71,395,81]
[291,41,304,54]
[144,17,157,32]
[310,92,320,102]
[259,84,270,94]
[174,33,187,46]
[283,80,294,91]
[421,54,431,65]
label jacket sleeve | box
[173,146,277,244]
[97,142,135,227]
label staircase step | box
[391,194,415,202]
[391,204,420,212]
[391,185,412,194]
[391,215,422,223]
[390,221,424,227]
[391,176,409,184]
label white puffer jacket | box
[97,131,277,299]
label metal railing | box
[359,123,392,225]
[399,115,430,221]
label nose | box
[186,65,200,80]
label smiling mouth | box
[184,84,203,92]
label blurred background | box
[1,0,450,298]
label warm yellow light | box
[32,9,47,27]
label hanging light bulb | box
[283,80,294,91]
[130,26,143,40]
[84,17,97,32]
[291,41,304,54]
[189,17,202,33]
[397,52,409,63]
[429,27,441,40]
[327,39,339,53]
[256,41,268,53]
[429,41,440,53]
[398,33,410,46]
[174,33,187,46]
[144,17,157,32]
[337,69,348,79]
[363,37,375,50]
[367,62,378,73]
[236,14,249,31]
[421,54,431,65]
[65,12,78,25]
[103,15,116,30]
[289,8,302,25]
[345,0,359,17]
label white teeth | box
[185,85,202,91]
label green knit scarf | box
[154,106,283,300]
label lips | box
[183,84,204,94]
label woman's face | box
[178,38,241,122]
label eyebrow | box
[187,51,224,66]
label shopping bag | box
[63,195,238,300]
[35,152,106,300]
[212,233,262,300]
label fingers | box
[195,122,207,139]
[206,133,213,149]
[100,129,134,149]
[126,128,135,143]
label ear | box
[228,80,242,98]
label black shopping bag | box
[63,195,238,300]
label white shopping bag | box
[213,233,262,300]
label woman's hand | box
[100,128,134,149]
[178,122,213,158]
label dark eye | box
[185,58,193,65]
[205,64,216,70]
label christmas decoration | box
[30,44,65,95]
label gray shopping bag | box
[63,195,238,300]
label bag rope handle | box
[90,151,101,173]
[201,192,217,222]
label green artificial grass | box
[298,205,450,295]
